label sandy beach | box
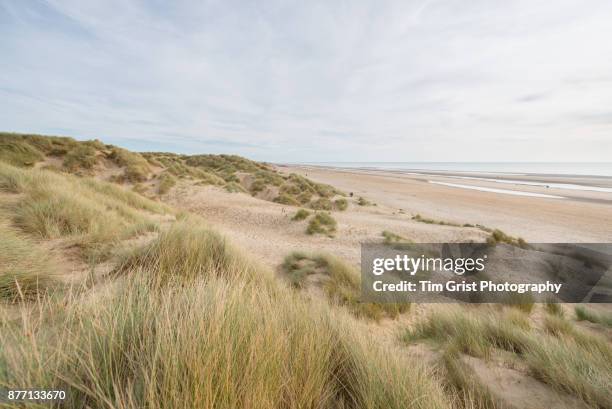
[164,164,612,275]
[285,165,612,243]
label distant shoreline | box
[279,163,612,191]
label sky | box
[1,0,612,162]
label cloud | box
[1,0,612,161]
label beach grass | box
[1,230,448,409]
[291,209,310,221]
[0,224,58,302]
[575,306,612,327]
[0,162,166,260]
[306,212,337,236]
[282,252,410,321]
[403,307,612,408]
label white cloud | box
[1,0,611,161]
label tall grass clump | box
[306,212,337,236]
[63,144,97,172]
[274,193,300,206]
[486,229,529,249]
[0,163,163,259]
[0,225,58,302]
[0,265,449,409]
[109,147,151,182]
[310,197,333,210]
[575,306,612,327]
[334,198,348,211]
[0,136,44,167]
[115,221,261,286]
[291,209,310,221]
[357,196,373,206]
[282,252,409,321]
[544,300,564,317]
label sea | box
[299,162,612,177]
[294,162,612,197]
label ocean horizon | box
[295,162,612,177]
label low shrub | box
[334,198,348,211]
[310,197,332,210]
[274,193,300,206]
[357,196,373,206]
[306,213,337,236]
[63,145,97,172]
[109,147,151,182]
[486,229,529,248]
[291,209,310,221]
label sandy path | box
[168,182,487,268]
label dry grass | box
[114,220,261,287]
[404,307,612,408]
[334,198,348,211]
[382,230,412,244]
[109,147,151,182]
[0,224,58,302]
[0,136,45,167]
[274,193,300,206]
[63,144,97,172]
[0,162,165,260]
[575,306,612,327]
[282,252,410,321]
[486,229,528,248]
[157,171,176,195]
[291,209,310,221]
[1,230,448,409]
[306,212,337,236]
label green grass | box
[575,306,612,327]
[306,212,337,236]
[282,252,410,321]
[0,225,58,302]
[291,209,310,221]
